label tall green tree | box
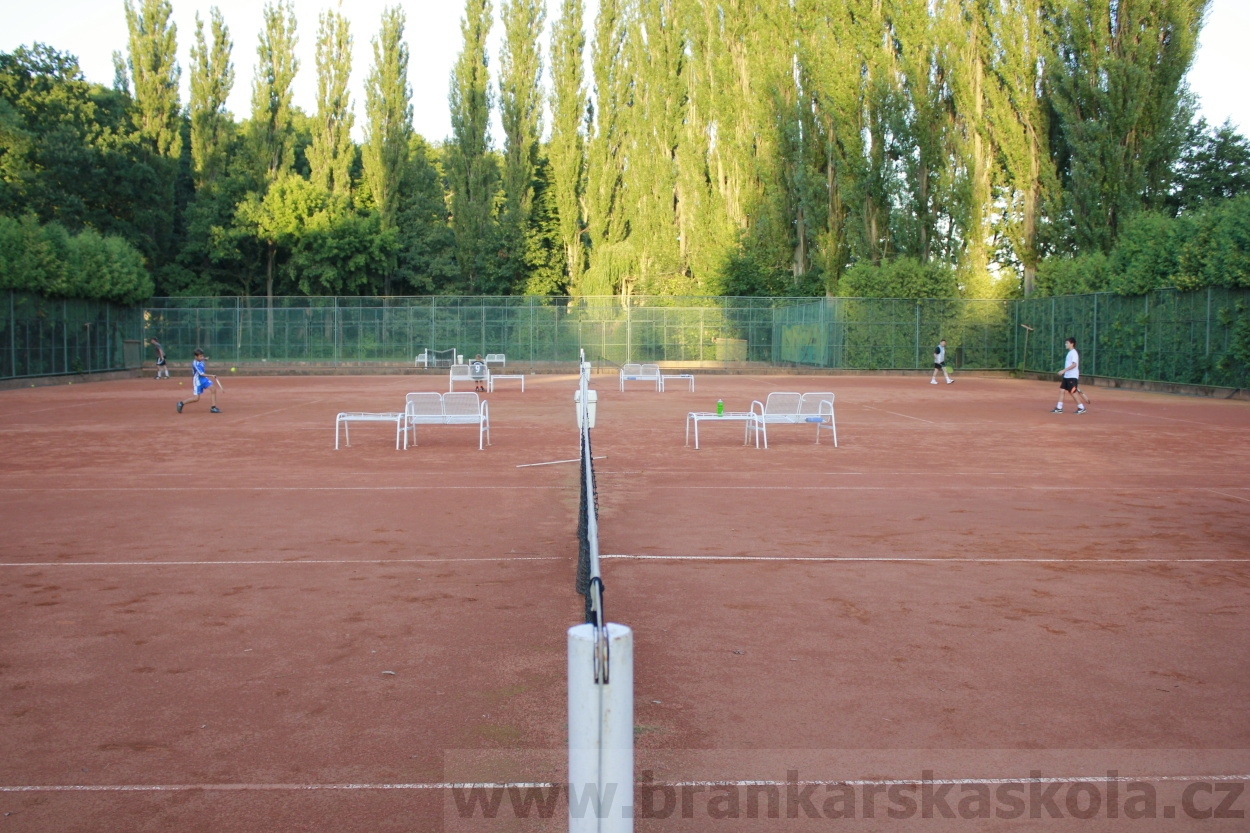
[1048,0,1209,253]
[581,0,629,296]
[188,7,234,189]
[392,136,457,293]
[308,7,353,196]
[498,0,545,292]
[447,0,498,292]
[123,0,181,160]
[361,6,412,293]
[547,0,586,292]
[0,45,166,264]
[248,0,299,184]
[984,0,1053,295]
[244,0,299,317]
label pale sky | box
[1,0,1247,144]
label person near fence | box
[177,349,221,414]
[150,338,169,379]
[1052,337,1087,414]
[931,339,954,384]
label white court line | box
[1095,409,1231,427]
[235,397,326,422]
[861,406,936,424]
[0,402,94,419]
[601,554,1250,564]
[0,482,567,493]
[3,773,1246,793]
[649,485,1246,492]
[0,557,563,567]
[1206,488,1250,503]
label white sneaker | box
[930,379,938,385]
[946,378,954,384]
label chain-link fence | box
[1,291,144,380]
[141,296,787,367]
[6,290,1248,388]
[773,298,1014,369]
[1016,287,1250,388]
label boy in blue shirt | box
[177,349,221,413]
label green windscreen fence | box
[5,289,1247,388]
[1015,288,1249,388]
[1,291,144,380]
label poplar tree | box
[447,0,497,292]
[249,0,299,184]
[362,5,413,235]
[985,0,1053,295]
[308,7,353,196]
[189,7,234,189]
[498,0,545,290]
[1048,0,1208,253]
[124,0,181,159]
[548,0,587,291]
[245,0,298,321]
[797,0,871,289]
[624,0,686,293]
[582,0,630,296]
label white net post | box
[568,623,633,833]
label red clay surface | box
[1,372,1248,832]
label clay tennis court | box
[1,372,1248,832]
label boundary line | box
[1207,488,1250,503]
[601,554,1250,564]
[3,773,1247,793]
[0,486,566,493]
[0,556,563,567]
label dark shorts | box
[156,357,166,366]
[1060,377,1079,392]
[933,361,945,369]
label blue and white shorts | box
[194,376,214,396]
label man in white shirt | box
[1052,337,1087,414]
[930,339,954,384]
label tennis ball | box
[179,381,183,386]
[231,367,236,372]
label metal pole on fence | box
[1092,293,1098,377]
[1206,287,1212,358]
[915,301,921,369]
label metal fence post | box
[1092,293,1098,377]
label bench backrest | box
[763,392,803,415]
[449,363,472,379]
[640,363,660,377]
[621,363,643,376]
[406,392,445,417]
[799,392,834,414]
[442,392,483,422]
[484,353,505,366]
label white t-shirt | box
[1063,348,1079,379]
[934,344,946,363]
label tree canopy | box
[1,0,1248,304]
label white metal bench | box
[748,392,837,448]
[619,362,661,391]
[449,362,490,392]
[335,412,406,450]
[404,392,491,450]
[660,373,695,392]
[484,353,506,368]
[488,373,524,392]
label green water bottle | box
[716,398,724,416]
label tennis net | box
[575,351,605,631]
